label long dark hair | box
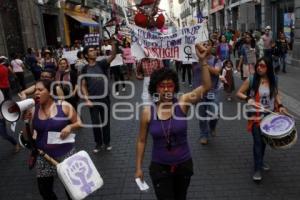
[252,57,277,98]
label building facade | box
[291,0,300,65]
[0,0,25,56]
[208,0,295,37]
[0,0,113,57]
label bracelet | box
[278,104,284,108]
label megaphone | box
[0,98,35,122]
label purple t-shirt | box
[149,100,191,165]
[192,55,222,92]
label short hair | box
[82,45,94,59]
[148,68,179,96]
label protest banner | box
[62,50,79,65]
[130,22,208,61]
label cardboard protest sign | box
[62,50,79,65]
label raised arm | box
[18,85,36,100]
[106,40,117,64]
[180,43,212,108]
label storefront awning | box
[66,13,99,27]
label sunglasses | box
[258,63,267,68]
[157,83,175,89]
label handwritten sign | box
[62,50,79,65]
[130,22,208,61]
[84,34,100,46]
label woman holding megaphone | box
[0,89,20,153]
[23,79,82,200]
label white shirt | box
[11,59,24,73]
[110,54,123,67]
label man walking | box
[81,40,116,153]
[262,26,273,62]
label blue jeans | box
[252,124,266,171]
[0,119,17,146]
[279,53,287,71]
[197,92,219,139]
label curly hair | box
[148,68,179,96]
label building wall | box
[17,0,45,50]
[261,0,272,29]
[0,0,24,56]
[0,14,8,56]
[238,2,256,32]
[292,0,300,66]
[40,4,64,47]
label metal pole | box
[99,15,103,42]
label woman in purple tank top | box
[135,43,212,200]
[25,79,81,200]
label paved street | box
[1,63,300,200]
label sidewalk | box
[277,60,300,118]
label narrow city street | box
[1,0,300,200]
[0,62,300,200]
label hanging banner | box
[130,22,208,61]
